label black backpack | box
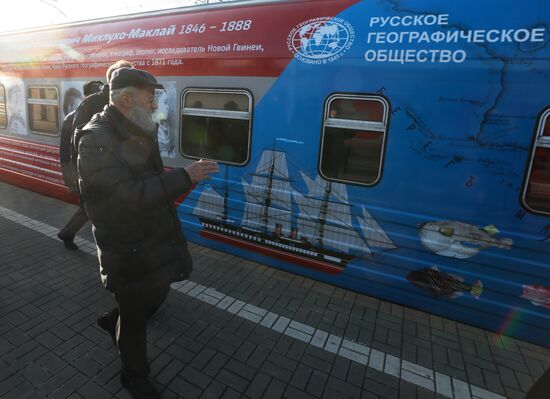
[59,111,78,193]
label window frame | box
[0,83,7,129]
[26,85,60,136]
[179,87,253,166]
[521,107,550,216]
[318,93,391,187]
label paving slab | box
[0,181,549,399]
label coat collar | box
[100,84,109,97]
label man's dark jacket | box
[70,84,109,157]
[76,104,193,292]
[72,84,109,130]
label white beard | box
[128,105,157,132]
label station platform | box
[0,181,548,399]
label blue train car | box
[178,0,550,347]
[0,0,548,346]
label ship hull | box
[199,219,350,274]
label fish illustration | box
[419,221,513,259]
[407,266,483,299]
[521,285,550,309]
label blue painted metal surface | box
[179,0,550,346]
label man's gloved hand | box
[184,159,219,183]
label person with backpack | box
[57,80,102,250]
[58,60,134,250]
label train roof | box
[0,0,296,37]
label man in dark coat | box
[76,67,218,399]
[58,80,102,250]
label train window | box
[523,110,550,214]
[180,89,252,165]
[0,84,6,129]
[319,95,389,186]
[27,86,59,135]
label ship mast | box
[222,166,229,221]
[261,151,276,233]
[317,181,331,248]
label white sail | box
[247,176,265,206]
[243,167,292,229]
[293,190,320,238]
[324,200,352,226]
[301,172,324,197]
[247,175,292,210]
[322,224,371,254]
[246,151,292,210]
[303,175,348,201]
[357,207,397,249]
[301,176,353,227]
[270,178,292,210]
[256,150,273,175]
[330,182,349,203]
[242,202,263,230]
[242,178,255,203]
[324,182,353,226]
[294,177,370,254]
[273,151,290,179]
[193,187,224,219]
[242,202,292,235]
[256,150,289,179]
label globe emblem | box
[290,19,353,60]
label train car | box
[0,0,549,346]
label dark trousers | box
[113,283,170,378]
[526,367,550,399]
[58,202,88,241]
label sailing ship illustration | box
[193,149,397,274]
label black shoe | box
[63,240,79,250]
[120,374,160,399]
[97,308,119,346]
[57,233,78,250]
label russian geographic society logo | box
[287,17,355,64]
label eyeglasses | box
[143,95,156,104]
[132,92,156,105]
